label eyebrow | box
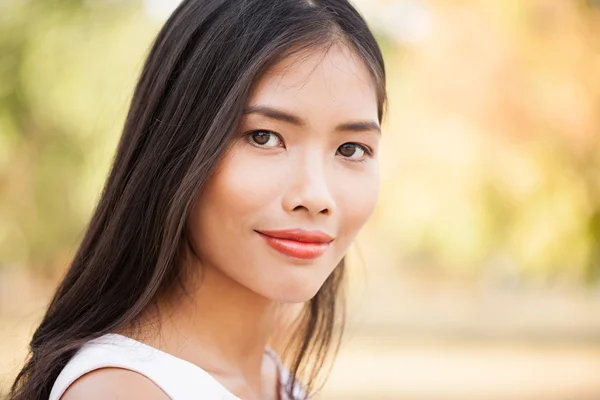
[244,105,381,135]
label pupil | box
[340,144,356,157]
[254,132,270,145]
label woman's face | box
[189,43,380,303]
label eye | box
[336,143,371,161]
[247,130,283,148]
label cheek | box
[335,165,379,239]
[189,147,287,258]
[215,147,289,209]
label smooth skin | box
[62,42,380,400]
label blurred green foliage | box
[0,0,158,272]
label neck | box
[151,261,279,396]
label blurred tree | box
[0,0,155,274]
[0,0,85,274]
[374,0,600,285]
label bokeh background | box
[2,0,600,399]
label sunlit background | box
[2,0,600,399]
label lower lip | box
[256,232,330,260]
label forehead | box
[247,43,378,122]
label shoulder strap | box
[263,347,309,400]
[49,334,239,400]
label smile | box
[255,229,334,260]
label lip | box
[255,229,334,260]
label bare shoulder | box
[60,367,169,400]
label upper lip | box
[256,229,334,244]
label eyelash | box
[244,130,373,162]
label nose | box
[282,155,336,216]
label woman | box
[10,0,386,398]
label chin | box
[274,291,318,304]
[262,279,324,304]
[257,258,343,304]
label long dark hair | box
[10,0,386,398]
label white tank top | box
[49,333,305,400]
